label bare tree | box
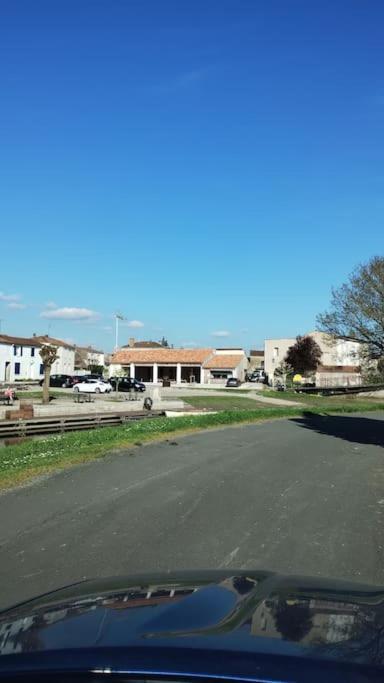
[39,344,59,405]
[317,256,384,359]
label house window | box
[31,347,35,357]
[13,345,23,356]
[14,362,20,375]
[39,364,44,375]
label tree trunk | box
[42,365,51,405]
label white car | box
[73,379,112,394]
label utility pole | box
[114,312,125,349]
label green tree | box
[274,361,294,387]
[89,364,104,375]
[285,336,322,376]
[160,336,169,347]
[317,256,384,360]
[39,344,59,405]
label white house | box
[0,334,75,382]
[202,348,248,384]
[74,345,105,371]
[264,332,362,387]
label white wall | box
[87,351,105,367]
[310,332,361,366]
[0,344,12,382]
[51,346,75,375]
[214,349,244,355]
[264,338,295,379]
[0,343,43,382]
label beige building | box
[248,349,264,373]
[264,332,362,387]
[203,348,248,384]
[264,337,295,380]
[109,347,248,385]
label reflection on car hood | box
[1,570,384,681]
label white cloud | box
[125,320,144,329]
[45,301,57,309]
[7,302,26,310]
[101,326,113,332]
[0,292,20,302]
[211,330,230,337]
[41,307,99,321]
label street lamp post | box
[114,313,124,350]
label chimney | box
[128,337,135,348]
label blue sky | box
[1,0,383,351]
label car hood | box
[1,570,384,681]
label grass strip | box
[1,403,383,490]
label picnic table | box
[73,392,94,404]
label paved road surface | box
[1,412,384,608]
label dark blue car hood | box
[1,570,384,682]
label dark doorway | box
[158,366,176,382]
[135,366,153,382]
[181,366,201,383]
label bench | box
[0,392,17,406]
[74,392,94,404]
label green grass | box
[16,390,73,400]
[259,389,384,409]
[1,402,384,490]
[179,395,267,410]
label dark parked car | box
[39,373,75,388]
[226,377,241,387]
[1,570,383,683]
[109,377,146,392]
[72,375,87,384]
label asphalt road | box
[1,412,384,609]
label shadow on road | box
[291,412,384,448]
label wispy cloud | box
[7,302,26,310]
[44,301,57,309]
[181,340,197,347]
[101,325,113,332]
[41,307,100,321]
[123,320,144,329]
[211,330,230,338]
[0,292,20,302]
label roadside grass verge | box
[1,403,384,490]
[259,389,384,409]
[179,395,267,410]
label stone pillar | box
[200,367,205,384]
[130,362,135,378]
[153,363,158,384]
[176,363,182,385]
